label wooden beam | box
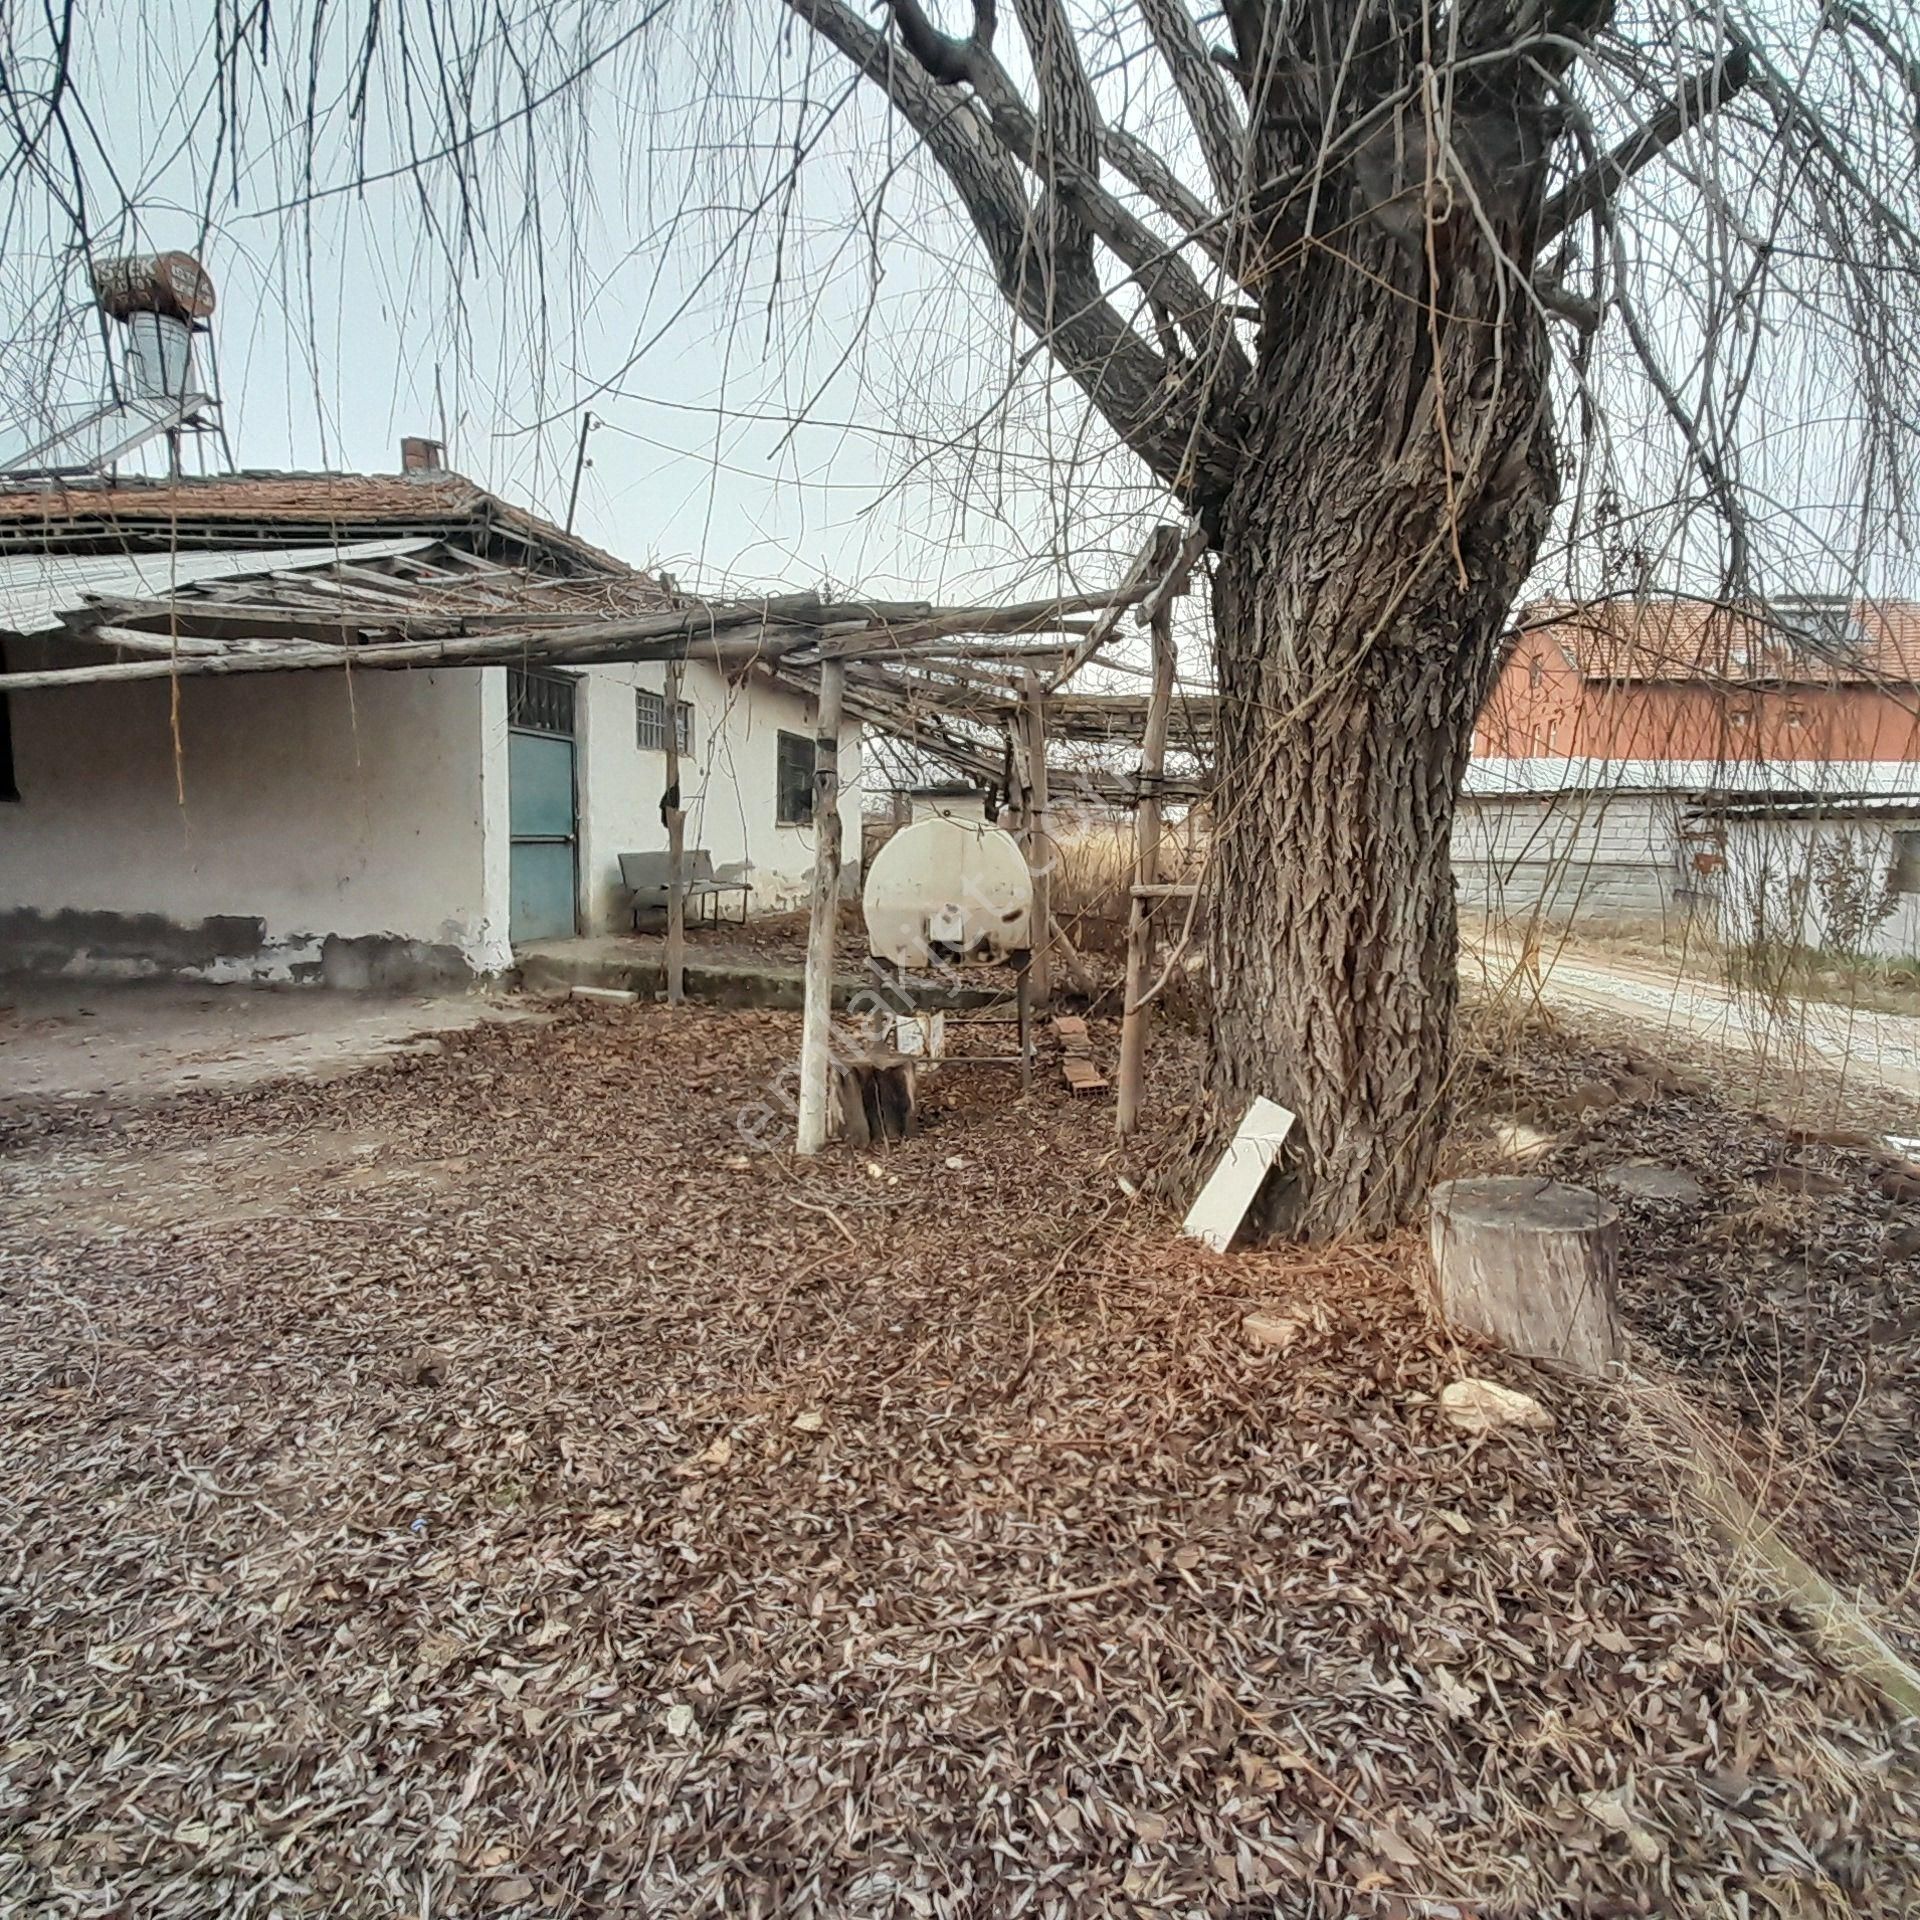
[1044,528,1173,693]
[0,610,832,691]
[663,657,687,1007]
[796,661,848,1157]
[1021,669,1053,1013]
[1043,522,1203,693]
[1117,589,1177,1138]
[72,623,227,658]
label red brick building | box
[1474,597,1920,766]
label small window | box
[1892,831,1920,895]
[1527,654,1543,690]
[776,729,816,826]
[636,689,693,753]
[507,667,574,735]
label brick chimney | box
[401,435,446,473]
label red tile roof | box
[1520,597,1920,687]
[0,470,632,577]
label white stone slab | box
[892,1011,946,1057]
[1182,1096,1296,1252]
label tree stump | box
[1429,1177,1622,1374]
[833,1052,916,1148]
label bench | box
[619,850,752,928]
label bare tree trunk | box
[1203,295,1558,1241]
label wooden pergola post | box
[1021,669,1053,1012]
[796,661,847,1156]
[663,654,687,1006]
[1116,592,1176,1136]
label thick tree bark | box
[787,0,1590,1240]
[1203,254,1559,1241]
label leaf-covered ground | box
[4,1003,1919,1918]
[1455,1010,1920,1659]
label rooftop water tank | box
[863,815,1032,968]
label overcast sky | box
[2,0,1915,639]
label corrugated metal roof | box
[1465,756,1920,798]
[0,538,434,635]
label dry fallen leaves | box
[1,1002,1918,1918]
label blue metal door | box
[507,671,577,943]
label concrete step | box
[513,942,1002,1012]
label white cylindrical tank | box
[863,815,1032,968]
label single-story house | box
[0,465,862,987]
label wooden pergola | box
[0,519,1215,1151]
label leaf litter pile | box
[4,1003,1920,1918]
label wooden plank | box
[796,661,847,1156]
[1182,1098,1296,1252]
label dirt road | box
[1465,935,1920,1111]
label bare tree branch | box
[1538,45,1754,247]
[787,0,1224,493]
[1134,0,1246,207]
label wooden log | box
[663,657,687,1007]
[795,660,847,1156]
[1429,1177,1622,1374]
[1116,582,1177,1138]
[0,608,831,690]
[833,1052,917,1147]
[1021,672,1053,1013]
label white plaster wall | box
[0,649,507,981]
[571,660,865,934]
[476,668,514,960]
[1718,816,1920,957]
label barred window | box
[776,730,815,826]
[636,689,693,753]
[507,667,575,735]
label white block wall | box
[1451,791,1687,925]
